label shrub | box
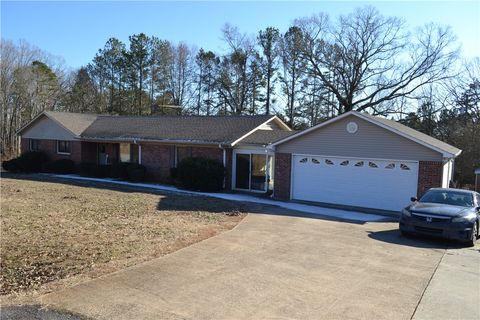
[44,159,75,174]
[96,165,112,178]
[111,162,130,179]
[79,162,98,177]
[176,157,224,192]
[2,158,20,172]
[126,163,146,181]
[1,151,48,173]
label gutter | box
[78,136,229,146]
[218,143,228,189]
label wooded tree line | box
[1,7,478,185]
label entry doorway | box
[234,152,273,192]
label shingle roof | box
[45,111,98,136]
[240,130,297,145]
[81,114,276,145]
[360,112,461,156]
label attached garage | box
[291,155,418,211]
[273,111,461,212]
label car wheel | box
[467,222,478,247]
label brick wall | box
[274,153,291,200]
[140,144,174,183]
[81,142,97,163]
[21,138,81,164]
[140,143,226,184]
[20,138,29,154]
[418,161,443,197]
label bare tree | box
[278,26,306,128]
[296,6,459,116]
[1,39,67,157]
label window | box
[29,139,40,151]
[385,163,395,169]
[119,143,130,162]
[311,158,320,164]
[340,160,349,166]
[57,140,71,154]
[368,161,378,168]
[400,163,410,170]
[354,161,364,167]
[325,159,334,165]
[119,143,139,163]
[299,158,308,163]
[130,144,139,163]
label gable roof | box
[238,129,297,145]
[80,114,279,145]
[17,111,98,136]
[273,111,461,158]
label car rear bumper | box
[399,216,474,242]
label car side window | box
[476,194,480,206]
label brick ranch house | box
[17,110,461,212]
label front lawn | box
[0,174,245,300]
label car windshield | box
[420,190,474,207]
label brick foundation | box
[418,161,443,197]
[274,153,291,200]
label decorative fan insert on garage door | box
[291,155,419,211]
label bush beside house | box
[2,151,49,173]
[176,157,224,192]
[79,162,146,181]
[43,159,76,174]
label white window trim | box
[56,140,71,155]
[232,148,274,193]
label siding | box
[22,115,76,141]
[276,115,442,161]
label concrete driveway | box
[39,206,457,320]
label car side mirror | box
[411,197,418,202]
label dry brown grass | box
[0,174,246,301]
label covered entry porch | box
[232,147,274,193]
[81,140,141,165]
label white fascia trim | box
[231,116,291,147]
[272,111,356,146]
[16,112,46,135]
[273,111,458,158]
[17,111,81,139]
[352,112,457,158]
[271,116,292,131]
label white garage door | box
[291,155,419,211]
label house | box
[17,111,294,193]
[17,110,461,212]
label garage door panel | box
[292,155,418,211]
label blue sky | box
[2,1,479,68]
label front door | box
[235,154,250,189]
[250,154,266,191]
[235,153,267,192]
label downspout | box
[219,144,227,189]
[266,144,275,198]
[134,139,142,164]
